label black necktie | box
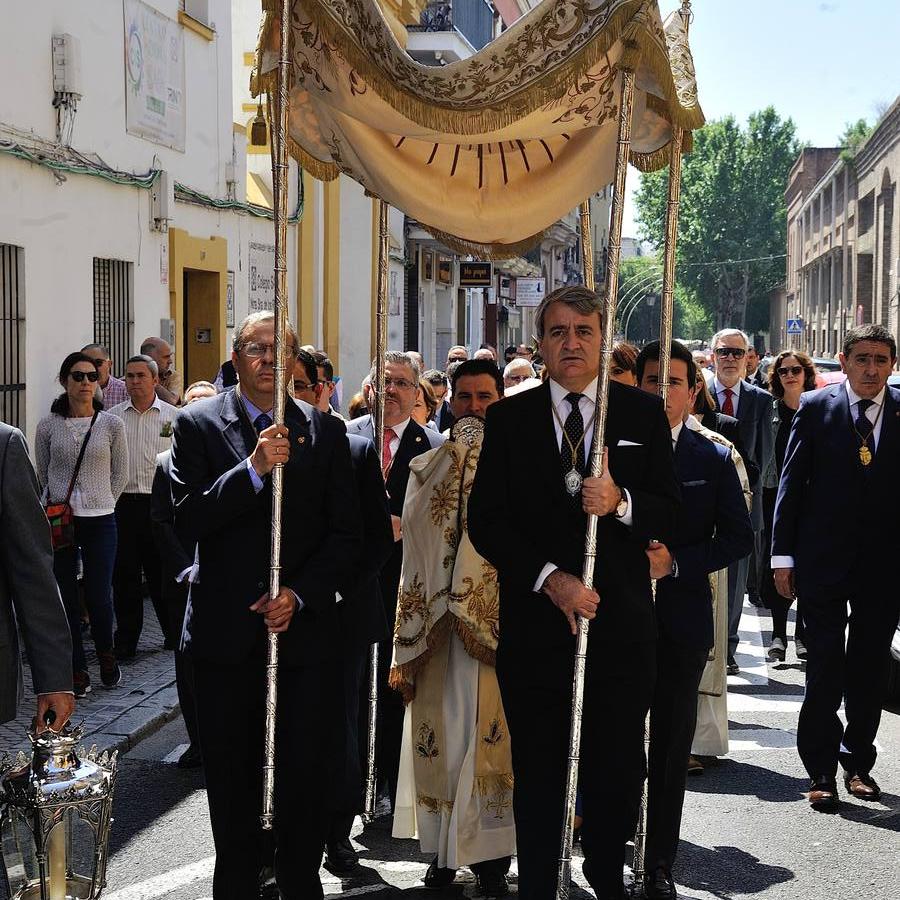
[855,399,875,453]
[254,412,273,435]
[560,392,585,475]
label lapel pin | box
[415,435,422,443]
[297,435,306,445]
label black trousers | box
[193,657,342,900]
[498,640,656,900]
[798,588,900,779]
[162,578,199,749]
[113,493,166,652]
[374,635,405,807]
[645,641,709,874]
[328,642,368,844]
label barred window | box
[93,258,134,377]
[0,244,26,429]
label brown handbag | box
[45,411,98,552]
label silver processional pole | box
[363,198,390,821]
[260,0,291,831]
[557,54,638,900]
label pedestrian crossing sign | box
[786,318,803,335]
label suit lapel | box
[220,389,258,462]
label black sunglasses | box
[714,347,746,359]
[70,370,100,383]
[777,365,803,377]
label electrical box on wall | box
[51,33,83,97]
[150,171,175,231]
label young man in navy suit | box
[636,341,753,899]
[773,324,900,811]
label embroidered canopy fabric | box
[255,0,703,256]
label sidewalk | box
[0,601,179,756]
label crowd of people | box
[2,287,899,900]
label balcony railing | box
[409,0,495,53]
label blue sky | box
[624,0,899,235]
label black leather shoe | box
[808,775,839,812]
[644,867,677,899]
[726,658,740,676]
[424,857,457,888]
[176,745,202,769]
[324,838,359,875]
[843,771,881,801]
[475,871,509,897]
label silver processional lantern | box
[0,725,117,900]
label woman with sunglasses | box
[761,350,817,662]
[35,352,128,697]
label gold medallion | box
[859,445,872,466]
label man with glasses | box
[346,351,445,811]
[446,345,469,368]
[709,329,773,674]
[424,369,454,432]
[312,351,344,419]
[773,324,900,811]
[171,311,360,899]
[82,343,127,409]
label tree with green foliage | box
[838,118,872,165]
[634,107,800,336]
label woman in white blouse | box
[36,352,128,698]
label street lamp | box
[1,724,118,900]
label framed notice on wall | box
[437,256,452,285]
[422,249,434,281]
[226,270,235,327]
[248,242,276,311]
[123,0,186,151]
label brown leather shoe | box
[808,776,839,811]
[687,755,705,776]
[844,771,881,801]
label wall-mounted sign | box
[389,270,400,316]
[226,270,235,327]
[248,241,276,311]
[159,241,169,285]
[195,328,212,344]
[516,277,546,308]
[437,256,453,285]
[124,0,186,151]
[459,261,493,287]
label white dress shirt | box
[713,376,742,418]
[771,381,886,570]
[534,378,633,592]
[384,416,410,460]
[671,420,684,448]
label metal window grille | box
[93,258,134,377]
[0,244,26,429]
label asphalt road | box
[101,602,899,899]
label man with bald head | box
[141,337,182,405]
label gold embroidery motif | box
[483,718,504,747]
[415,722,440,762]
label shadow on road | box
[685,759,807,804]
[676,842,795,898]
[837,793,900,832]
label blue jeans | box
[53,514,117,672]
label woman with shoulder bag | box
[35,352,128,697]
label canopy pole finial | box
[680,0,693,27]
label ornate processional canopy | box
[254,0,704,257]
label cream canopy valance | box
[255,0,703,257]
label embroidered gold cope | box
[390,435,513,851]
[255,0,704,256]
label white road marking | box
[727,694,805,713]
[728,602,770,686]
[103,856,215,900]
[161,742,190,765]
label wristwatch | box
[614,489,628,519]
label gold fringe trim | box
[473,773,514,798]
[451,616,496,668]
[389,612,452,704]
[289,138,341,182]
[255,0,704,138]
[419,223,549,261]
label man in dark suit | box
[469,286,680,900]
[745,346,768,391]
[773,324,900,811]
[346,351,444,810]
[150,380,217,769]
[324,432,393,872]
[0,423,74,731]
[171,312,361,900]
[709,329,774,671]
[636,342,753,899]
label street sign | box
[786,318,803,335]
[459,261,493,287]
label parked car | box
[812,357,842,373]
